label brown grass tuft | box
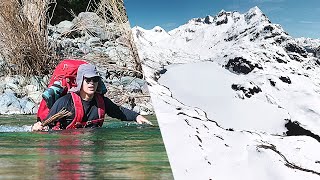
[0,0,58,76]
[95,0,142,76]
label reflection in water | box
[37,131,84,179]
[0,116,173,179]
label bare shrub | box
[95,0,142,76]
[0,0,58,76]
[62,0,143,78]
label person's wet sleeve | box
[104,97,138,121]
[119,106,139,121]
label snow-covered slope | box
[133,6,320,180]
[295,37,320,57]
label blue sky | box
[124,0,320,39]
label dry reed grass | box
[0,0,142,78]
[0,0,150,112]
[95,0,142,77]
[65,0,143,77]
[0,0,58,76]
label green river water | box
[0,115,173,179]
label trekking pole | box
[41,107,72,126]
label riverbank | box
[0,11,153,116]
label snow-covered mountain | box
[133,6,320,180]
[295,37,320,57]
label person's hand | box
[136,115,153,125]
[31,122,48,131]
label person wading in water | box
[32,63,152,131]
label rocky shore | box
[0,12,153,116]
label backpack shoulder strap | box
[96,93,106,126]
[66,92,84,129]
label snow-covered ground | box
[133,6,320,180]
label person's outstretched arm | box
[104,97,152,125]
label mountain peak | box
[248,6,263,15]
[152,26,166,33]
[218,9,226,14]
[245,6,270,24]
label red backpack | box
[37,59,88,121]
